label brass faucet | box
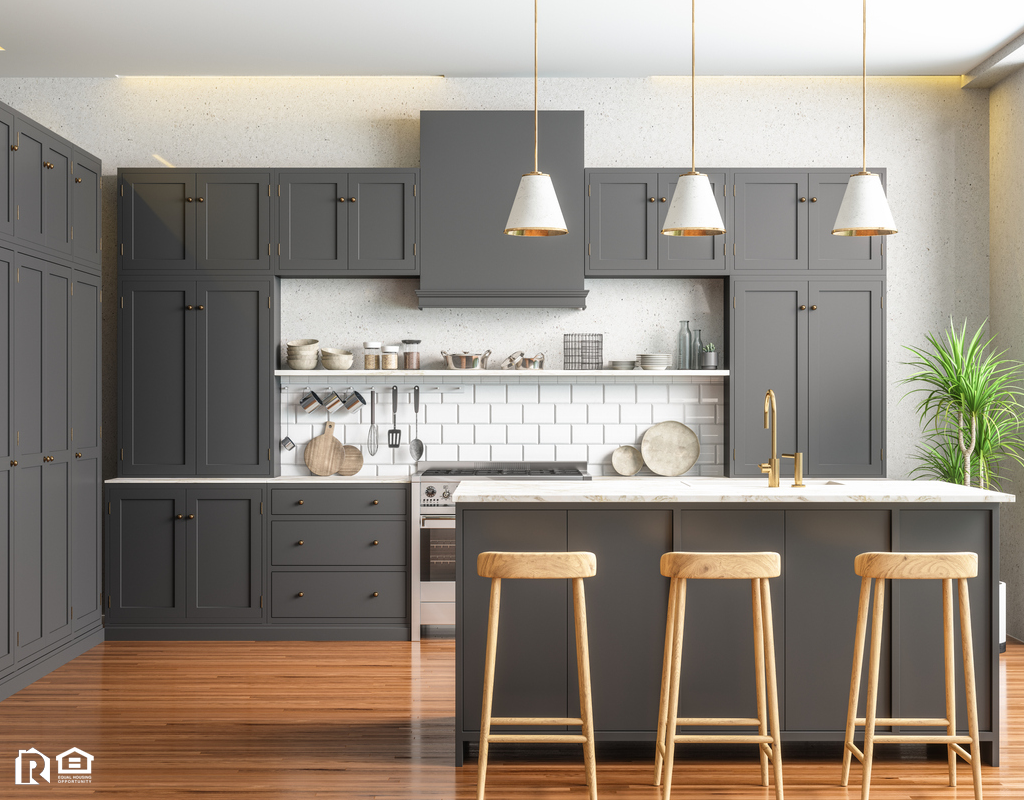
[760,390,780,487]
[759,388,805,488]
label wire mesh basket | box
[563,333,603,370]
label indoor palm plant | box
[902,319,1024,489]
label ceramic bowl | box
[287,339,319,349]
[288,357,319,370]
[321,349,354,370]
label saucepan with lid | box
[441,350,492,370]
[500,351,545,370]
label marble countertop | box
[105,476,411,484]
[453,477,1015,504]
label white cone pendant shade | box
[504,172,567,236]
[662,172,725,236]
[832,172,897,236]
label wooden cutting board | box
[304,421,346,476]
[337,445,364,477]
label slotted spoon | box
[409,385,424,462]
[388,385,401,448]
[367,389,378,456]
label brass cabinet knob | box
[372,592,379,597]
[648,197,655,203]
[371,540,379,546]
[196,305,204,310]
[176,514,184,520]
[372,500,379,505]
[660,197,667,202]
[297,540,304,546]
[799,197,807,202]
[197,197,204,202]
[799,304,807,310]
[810,305,818,310]
[75,177,83,183]
[75,452,82,458]
[297,592,304,597]
[338,197,346,202]
[349,197,356,203]
[186,305,194,310]
[9,460,16,467]
[297,499,304,505]
[10,144,17,151]
[186,197,194,202]
[810,197,817,202]
[187,514,195,519]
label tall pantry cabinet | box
[0,99,103,701]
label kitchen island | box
[452,478,1013,766]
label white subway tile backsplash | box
[652,404,683,423]
[491,404,523,424]
[458,404,491,424]
[475,384,507,403]
[540,384,572,404]
[491,444,524,461]
[539,424,572,444]
[416,423,443,444]
[556,405,588,423]
[507,384,539,403]
[604,384,636,403]
[426,404,459,424]
[572,425,604,444]
[523,444,556,461]
[557,444,589,462]
[637,384,669,403]
[700,424,725,445]
[507,424,540,444]
[684,404,716,424]
[588,443,618,464]
[475,425,507,444]
[378,464,413,477]
[604,424,638,445]
[669,384,700,403]
[425,443,459,461]
[700,383,725,405]
[572,384,604,403]
[620,404,653,424]
[459,444,491,461]
[587,404,619,424]
[524,404,555,424]
[442,425,475,444]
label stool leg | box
[477,577,502,800]
[943,578,957,787]
[958,578,984,800]
[860,577,886,800]
[573,577,598,800]
[654,575,679,786]
[760,577,784,800]
[661,577,687,800]
[842,576,873,786]
[752,578,770,787]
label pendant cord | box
[862,0,866,173]
[691,0,696,173]
[534,0,539,174]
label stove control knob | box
[424,486,436,498]
[442,487,451,499]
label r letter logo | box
[15,748,50,784]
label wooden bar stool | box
[475,550,598,800]
[654,551,784,800]
[842,551,983,800]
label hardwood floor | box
[1,639,1022,798]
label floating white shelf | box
[274,368,730,378]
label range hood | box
[417,110,587,309]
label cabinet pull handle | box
[297,499,304,505]
[297,592,304,598]
[75,452,82,458]
[799,305,806,310]
[186,197,193,203]
[371,540,379,546]
[810,305,818,310]
[372,592,379,597]
[197,197,204,202]
[10,144,16,151]
[297,540,304,546]
[9,460,16,467]
[75,177,83,183]
[349,197,356,203]
[176,514,183,520]
[338,197,346,202]
[372,500,379,505]
[187,514,195,519]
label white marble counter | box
[453,477,1015,504]
[105,475,410,485]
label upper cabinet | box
[0,108,13,239]
[71,150,102,268]
[585,170,728,275]
[120,170,272,272]
[278,170,417,275]
[13,118,71,257]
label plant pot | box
[699,352,719,370]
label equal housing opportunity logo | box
[15,747,93,785]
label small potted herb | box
[700,342,718,370]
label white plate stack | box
[607,360,636,371]
[638,353,672,371]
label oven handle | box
[421,517,456,529]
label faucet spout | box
[760,389,780,487]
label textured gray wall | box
[990,68,1024,638]
[0,76,991,493]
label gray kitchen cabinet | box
[278,171,348,272]
[70,452,101,632]
[43,137,71,257]
[734,171,808,271]
[186,488,263,620]
[0,467,10,673]
[71,150,102,269]
[657,172,728,272]
[347,172,417,273]
[418,110,585,308]
[586,172,659,272]
[195,172,272,271]
[120,172,196,271]
[271,572,406,619]
[0,108,12,238]
[13,119,47,250]
[71,271,102,454]
[119,278,273,477]
[731,278,883,478]
[808,172,884,271]
[0,250,11,461]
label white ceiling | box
[1,0,1023,78]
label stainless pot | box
[517,352,545,370]
[441,349,492,370]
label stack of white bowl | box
[287,339,320,369]
[638,353,672,370]
[321,348,354,370]
[608,359,636,371]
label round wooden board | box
[611,445,644,476]
[337,445,364,476]
[640,421,700,477]
[304,421,346,476]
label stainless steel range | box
[410,462,590,640]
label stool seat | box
[477,551,597,580]
[661,551,781,580]
[854,551,978,580]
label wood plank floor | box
[1,638,1023,798]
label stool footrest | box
[673,734,773,744]
[871,734,973,744]
[674,717,762,727]
[951,743,974,762]
[489,717,583,726]
[846,741,865,762]
[854,717,949,727]
[486,734,589,744]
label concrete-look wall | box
[0,76,991,486]
[990,68,1024,639]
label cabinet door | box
[675,510,786,724]
[734,172,808,270]
[785,510,891,730]
[121,173,196,271]
[107,488,186,621]
[71,151,102,268]
[0,467,11,672]
[195,172,271,271]
[0,250,11,462]
[43,262,71,456]
[278,171,347,272]
[43,137,71,256]
[13,464,44,660]
[657,171,728,271]
[461,509,568,731]
[347,172,417,273]
[808,172,883,271]
[14,255,44,460]
[567,509,672,731]
[70,452,101,632]
[807,281,883,476]
[13,119,46,247]
[120,281,196,475]
[72,272,102,453]
[586,172,658,272]
[185,488,262,619]
[732,281,806,476]
[41,458,70,647]
[195,281,270,475]
[0,108,13,237]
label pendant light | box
[661,0,725,237]
[832,0,897,236]
[504,0,568,237]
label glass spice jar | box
[381,345,400,370]
[402,339,421,370]
[363,342,382,370]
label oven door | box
[419,515,456,624]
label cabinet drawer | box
[271,571,406,619]
[271,520,406,566]
[271,487,406,516]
